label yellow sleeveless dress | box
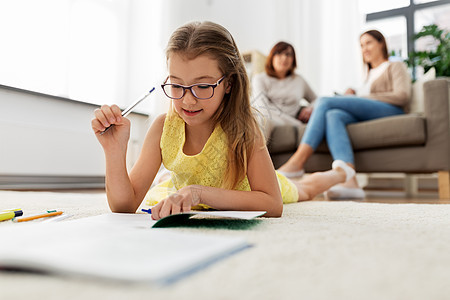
[145,114,298,207]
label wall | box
[0,0,365,188]
[0,85,150,189]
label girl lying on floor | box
[91,21,354,220]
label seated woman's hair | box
[361,30,389,70]
[265,41,297,77]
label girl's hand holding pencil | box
[91,88,155,149]
[92,104,132,150]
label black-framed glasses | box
[161,75,226,100]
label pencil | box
[100,87,155,135]
[14,211,63,222]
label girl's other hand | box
[91,104,131,149]
[151,185,202,220]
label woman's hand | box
[91,104,131,151]
[151,185,202,220]
[344,88,356,95]
[297,106,313,123]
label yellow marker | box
[2,208,22,212]
[0,210,23,222]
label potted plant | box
[407,24,450,78]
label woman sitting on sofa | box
[252,41,317,141]
[277,30,412,199]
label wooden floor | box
[363,191,450,204]
[314,188,450,204]
[15,188,450,204]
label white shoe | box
[277,169,305,179]
[332,160,355,182]
[325,185,365,200]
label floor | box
[16,187,449,204]
[363,191,450,204]
[333,188,448,204]
[2,187,450,300]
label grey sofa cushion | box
[268,126,299,153]
[268,114,426,154]
[347,114,426,150]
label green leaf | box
[408,24,450,78]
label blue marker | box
[141,208,152,214]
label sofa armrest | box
[423,78,450,170]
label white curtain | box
[295,0,364,96]
[0,0,365,117]
[147,0,365,102]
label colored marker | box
[2,208,22,212]
[141,208,152,214]
[43,213,73,223]
[13,211,63,223]
[0,210,23,222]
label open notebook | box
[81,211,266,228]
[0,212,261,283]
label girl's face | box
[166,53,230,128]
[360,33,384,64]
[272,47,294,77]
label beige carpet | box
[1,190,450,300]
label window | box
[362,16,408,59]
[415,4,450,55]
[359,0,450,78]
[0,0,131,107]
[359,0,410,14]
[414,4,450,35]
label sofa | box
[267,78,450,199]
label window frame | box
[365,0,450,77]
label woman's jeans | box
[301,96,405,165]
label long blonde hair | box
[165,21,262,189]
